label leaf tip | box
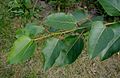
[43,66,49,72]
[88,54,92,59]
[100,57,106,61]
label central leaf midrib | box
[92,27,106,57]
[63,36,80,63]
[48,20,77,25]
[46,39,60,64]
[10,37,31,59]
[12,40,32,61]
[109,0,120,12]
[103,35,120,55]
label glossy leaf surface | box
[42,38,64,71]
[55,35,84,66]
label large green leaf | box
[8,36,36,64]
[88,21,120,60]
[55,35,84,66]
[42,38,64,71]
[98,0,120,16]
[44,13,77,30]
[88,21,114,59]
[100,23,120,60]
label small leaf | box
[55,35,84,66]
[91,16,104,21]
[16,29,29,38]
[72,9,88,22]
[42,38,64,71]
[98,0,120,16]
[44,13,77,30]
[8,36,36,64]
[25,23,45,36]
[75,16,104,33]
[16,23,45,38]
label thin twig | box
[105,22,119,26]
[33,27,87,41]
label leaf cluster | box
[7,0,120,71]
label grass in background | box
[0,0,120,78]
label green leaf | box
[88,21,113,59]
[100,23,120,60]
[75,16,104,33]
[16,23,45,38]
[44,13,77,30]
[42,38,64,71]
[88,21,120,60]
[25,23,45,36]
[16,29,30,38]
[55,35,84,66]
[91,16,104,21]
[72,9,88,22]
[98,0,120,16]
[8,36,36,64]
